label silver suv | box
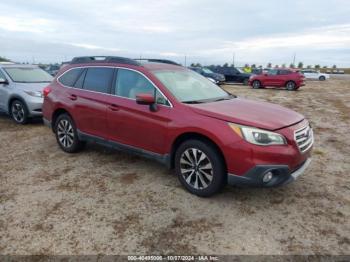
[0,63,53,124]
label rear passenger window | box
[59,68,83,87]
[74,69,86,89]
[83,67,114,93]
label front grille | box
[294,123,314,153]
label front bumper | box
[26,96,44,116]
[227,158,312,187]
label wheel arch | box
[169,132,227,173]
[8,95,28,113]
[51,108,73,132]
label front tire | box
[10,100,29,124]
[319,76,326,81]
[175,139,226,197]
[54,113,85,153]
[286,81,297,91]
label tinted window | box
[278,70,291,75]
[115,69,169,105]
[59,68,83,87]
[268,69,278,75]
[74,69,86,89]
[83,67,114,93]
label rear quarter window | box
[59,68,84,87]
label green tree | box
[290,63,295,68]
[0,56,10,62]
[307,65,312,69]
[315,64,320,69]
[297,62,303,69]
[267,62,272,68]
[332,64,337,69]
[223,63,229,67]
[281,63,286,68]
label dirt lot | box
[0,79,349,255]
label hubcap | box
[57,119,74,148]
[180,148,213,190]
[287,82,294,89]
[12,103,25,122]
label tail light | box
[43,86,52,97]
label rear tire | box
[54,113,85,153]
[286,81,297,91]
[10,100,29,124]
[319,76,326,81]
[175,139,226,197]
[252,80,261,89]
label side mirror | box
[136,93,157,112]
[0,78,8,84]
[136,93,155,105]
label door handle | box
[68,94,77,101]
[109,104,120,111]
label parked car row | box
[0,56,314,197]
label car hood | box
[189,97,304,131]
[14,82,50,92]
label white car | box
[301,69,330,81]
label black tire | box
[10,99,29,124]
[319,76,326,81]
[286,81,297,91]
[252,80,261,89]
[54,113,85,153]
[243,78,249,86]
[175,139,226,197]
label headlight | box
[24,91,43,98]
[229,123,286,145]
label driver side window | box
[115,69,170,106]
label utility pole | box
[292,53,296,66]
[232,52,235,67]
[184,55,187,67]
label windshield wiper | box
[182,100,205,104]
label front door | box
[106,68,171,154]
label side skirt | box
[77,130,171,168]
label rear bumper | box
[227,158,312,187]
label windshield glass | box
[4,67,53,83]
[237,68,244,73]
[202,68,213,74]
[154,69,231,103]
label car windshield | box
[154,69,232,103]
[4,67,53,83]
[202,68,214,74]
[236,68,244,73]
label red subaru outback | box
[42,57,313,197]
[249,68,305,90]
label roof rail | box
[134,58,181,66]
[70,56,141,66]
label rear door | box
[264,69,279,86]
[68,67,114,138]
[106,68,171,154]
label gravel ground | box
[0,79,349,255]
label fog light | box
[263,172,273,183]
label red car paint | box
[249,69,305,89]
[43,61,312,183]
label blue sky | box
[1,0,350,67]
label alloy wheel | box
[286,82,295,90]
[180,148,213,190]
[253,81,260,88]
[11,102,25,123]
[57,119,74,148]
